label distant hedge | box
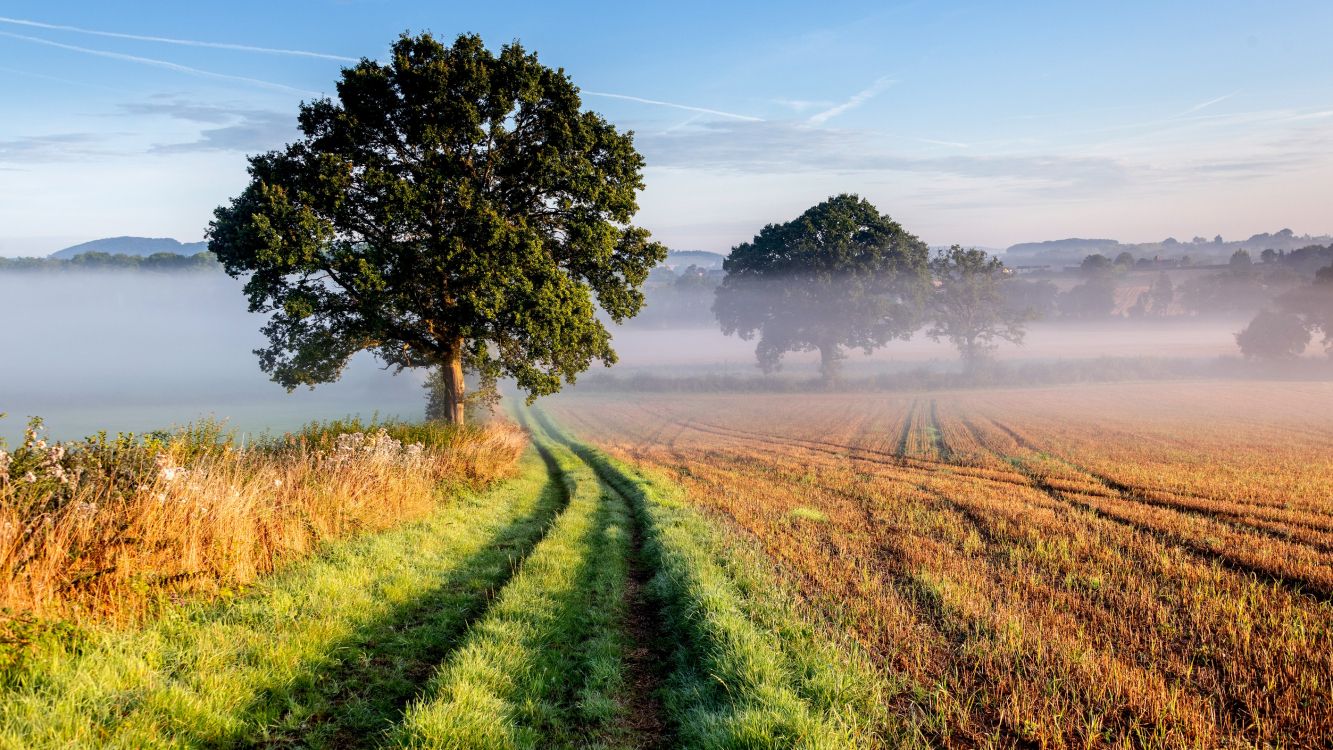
[0,252,220,273]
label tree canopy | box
[209,32,665,423]
[927,246,1032,369]
[712,194,930,381]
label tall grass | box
[0,450,560,749]
[0,416,525,624]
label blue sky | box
[2,0,1332,255]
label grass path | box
[533,409,902,749]
[0,449,565,749]
[2,413,899,748]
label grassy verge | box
[391,413,638,749]
[0,417,525,621]
[534,409,906,749]
[0,448,561,750]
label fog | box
[0,273,427,444]
[604,319,1249,376]
[1,268,1268,444]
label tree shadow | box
[188,468,569,750]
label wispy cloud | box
[808,76,896,125]
[0,15,357,62]
[122,99,297,154]
[638,120,1128,196]
[1178,90,1240,117]
[583,91,761,122]
[773,98,834,113]
[0,133,108,164]
[0,31,320,96]
[914,137,970,148]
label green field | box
[0,411,888,749]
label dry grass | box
[0,419,525,623]
[546,382,1333,748]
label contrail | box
[809,76,896,125]
[0,31,321,96]
[0,15,358,62]
[1178,91,1239,117]
[583,91,761,122]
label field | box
[4,381,1331,748]
[545,381,1333,748]
[0,412,882,748]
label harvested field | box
[546,381,1333,748]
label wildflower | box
[274,479,283,488]
[23,471,37,484]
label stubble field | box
[545,381,1333,748]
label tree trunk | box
[441,340,466,426]
[818,341,843,384]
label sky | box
[2,0,1332,256]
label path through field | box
[0,409,884,749]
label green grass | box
[0,449,564,749]
[533,409,903,749]
[391,413,639,749]
[2,410,906,748]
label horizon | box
[4,1,1333,255]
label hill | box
[664,249,726,269]
[50,237,207,260]
[1003,229,1333,267]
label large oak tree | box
[713,195,930,381]
[209,33,665,423]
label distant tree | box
[0,251,219,273]
[1230,249,1254,273]
[1260,248,1280,264]
[926,246,1033,369]
[1113,251,1136,268]
[208,33,665,424]
[1129,273,1175,318]
[1264,265,1333,356]
[1059,277,1117,319]
[1148,271,1174,314]
[1235,309,1311,359]
[1001,278,1059,319]
[1180,254,1193,267]
[1214,234,1224,244]
[1080,253,1113,276]
[674,264,713,291]
[713,194,930,382]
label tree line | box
[0,252,220,272]
[200,31,1332,424]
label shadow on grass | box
[191,465,570,750]
[385,458,614,748]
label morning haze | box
[1,3,1331,747]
